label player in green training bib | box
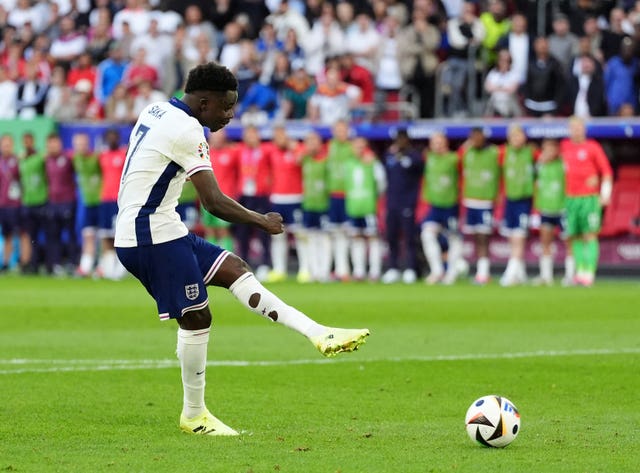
[420,132,463,285]
[18,132,48,273]
[300,130,332,282]
[72,132,102,276]
[344,137,386,281]
[499,124,534,286]
[533,138,568,286]
[461,127,500,284]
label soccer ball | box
[465,395,520,447]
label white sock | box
[294,230,309,275]
[421,228,444,277]
[565,255,575,280]
[517,259,527,281]
[318,232,332,281]
[540,255,553,280]
[332,229,350,278]
[229,272,325,337]
[503,257,517,280]
[177,327,209,419]
[477,257,490,279]
[368,237,382,279]
[350,237,366,279]
[444,234,462,278]
[79,253,94,274]
[271,232,288,274]
[99,250,116,279]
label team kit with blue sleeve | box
[115,98,229,321]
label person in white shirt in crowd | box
[219,21,244,73]
[182,4,217,59]
[498,12,529,85]
[130,17,175,94]
[484,49,522,117]
[0,65,17,119]
[346,12,381,73]
[16,60,49,119]
[49,15,87,65]
[570,55,606,118]
[374,11,404,119]
[130,79,168,120]
[266,0,309,42]
[112,0,151,40]
[303,2,345,77]
[7,0,40,32]
[308,64,362,125]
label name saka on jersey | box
[115,100,211,248]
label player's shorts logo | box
[185,283,200,300]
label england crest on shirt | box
[185,283,199,300]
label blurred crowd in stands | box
[1,0,640,124]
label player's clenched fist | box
[261,212,284,234]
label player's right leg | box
[206,243,369,357]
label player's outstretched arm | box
[190,169,284,235]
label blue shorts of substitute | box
[116,233,229,321]
[79,204,100,230]
[540,213,564,229]
[176,203,198,230]
[348,214,378,236]
[0,207,20,237]
[303,210,329,230]
[271,202,303,226]
[328,196,348,226]
[421,205,459,232]
[99,201,119,237]
[464,206,494,234]
[502,198,532,236]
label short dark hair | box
[184,62,238,94]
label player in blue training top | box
[114,62,369,436]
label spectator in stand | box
[67,52,97,92]
[122,47,159,97]
[112,0,151,40]
[299,130,331,283]
[182,4,217,63]
[71,132,101,277]
[0,135,23,272]
[533,138,566,286]
[268,50,291,93]
[484,48,522,117]
[560,117,613,287]
[340,52,375,107]
[70,78,104,120]
[180,31,217,79]
[460,128,500,285]
[397,7,440,119]
[344,137,386,282]
[479,0,510,66]
[420,132,462,285]
[104,83,133,123]
[335,1,356,33]
[523,36,565,117]
[255,21,282,85]
[219,21,244,73]
[130,80,167,120]
[281,27,304,64]
[3,39,26,81]
[280,58,316,119]
[44,65,72,119]
[346,12,381,73]
[201,129,238,252]
[95,42,128,105]
[8,0,40,33]
[581,16,604,64]
[499,124,535,287]
[548,13,579,76]
[569,55,606,118]
[445,2,486,117]
[44,133,77,276]
[265,125,307,283]
[267,0,309,42]
[570,36,603,78]
[604,37,639,116]
[96,128,127,280]
[86,8,114,63]
[601,7,631,62]
[496,12,530,85]
[304,2,345,76]
[131,17,175,94]
[236,125,273,280]
[18,132,47,274]
[381,129,423,285]
[0,65,17,118]
[16,60,48,119]
[49,15,87,66]
[308,64,361,125]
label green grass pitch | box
[1,276,639,473]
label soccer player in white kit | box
[115,63,369,436]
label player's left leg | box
[209,252,369,357]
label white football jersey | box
[115,99,212,247]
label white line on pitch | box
[0,347,639,375]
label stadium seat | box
[601,182,640,237]
[617,165,640,182]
